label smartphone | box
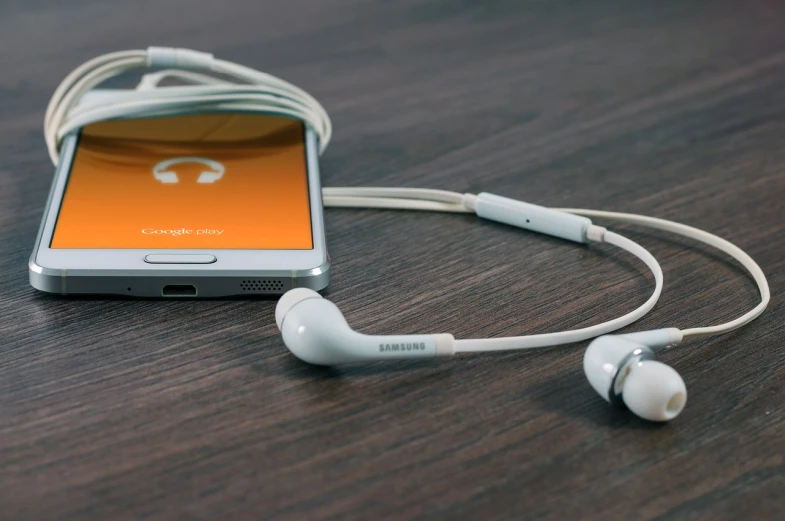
[29,108,329,297]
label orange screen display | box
[51,113,313,249]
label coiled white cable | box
[44,47,770,350]
[44,47,332,164]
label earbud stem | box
[276,289,456,365]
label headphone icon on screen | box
[152,157,225,184]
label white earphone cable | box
[44,47,769,349]
[44,48,332,164]
[322,188,769,343]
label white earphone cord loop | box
[44,48,769,350]
[551,208,770,339]
[321,188,769,347]
[44,48,332,165]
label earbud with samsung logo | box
[275,288,455,365]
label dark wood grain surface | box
[1,1,783,520]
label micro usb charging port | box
[162,285,197,297]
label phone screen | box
[51,113,313,249]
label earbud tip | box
[275,288,322,330]
[622,360,687,422]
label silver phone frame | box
[29,121,329,297]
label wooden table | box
[1,1,783,519]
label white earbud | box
[584,334,687,422]
[275,288,455,365]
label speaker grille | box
[240,279,285,293]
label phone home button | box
[144,254,217,264]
